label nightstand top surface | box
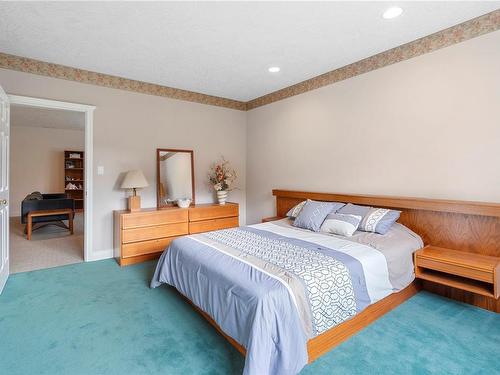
[262,216,285,223]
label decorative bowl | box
[177,198,192,208]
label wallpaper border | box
[0,52,247,111]
[0,9,498,112]
[246,9,500,110]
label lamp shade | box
[121,170,149,189]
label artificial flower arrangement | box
[208,157,237,192]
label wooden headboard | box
[273,189,500,311]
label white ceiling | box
[1,2,499,102]
[11,105,84,130]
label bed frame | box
[188,189,500,363]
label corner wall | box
[246,30,500,223]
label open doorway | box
[8,100,91,273]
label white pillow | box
[286,200,307,218]
[320,213,362,237]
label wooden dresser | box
[114,203,239,266]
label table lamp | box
[121,170,148,211]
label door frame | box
[8,95,95,262]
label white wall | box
[0,69,247,259]
[10,125,84,216]
[246,30,500,224]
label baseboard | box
[86,249,113,262]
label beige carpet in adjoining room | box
[9,213,84,273]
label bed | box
[151,193,424,374]
[151,189,500,374]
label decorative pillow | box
[320,213,362,237]
[293,200,340,232]
[359,208,401,235]
[25,191,43,201]
[337,203,371,219]
[286,200,307,219]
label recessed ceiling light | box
[268,66,280,73]
[382,7,403,19]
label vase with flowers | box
[208,157,237,205]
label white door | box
[0,85,10,293]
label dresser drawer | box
[122,237,177,258]
[417,256,494,283]
[122,209,188,229]
[189,204,238,222]
[122,222,188,243]
[189,217,239,234]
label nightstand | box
[261,216,285,223]
[414,246,500,299]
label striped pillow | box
[286,200,307,219]
[359,208,401,235]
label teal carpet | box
[0,260,498,375]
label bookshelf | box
[64,150,84,211]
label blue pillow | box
[293,200,342,232]
[337,203,371,219]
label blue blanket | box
[151,226,372,375]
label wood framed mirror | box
[156,149,195,208]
